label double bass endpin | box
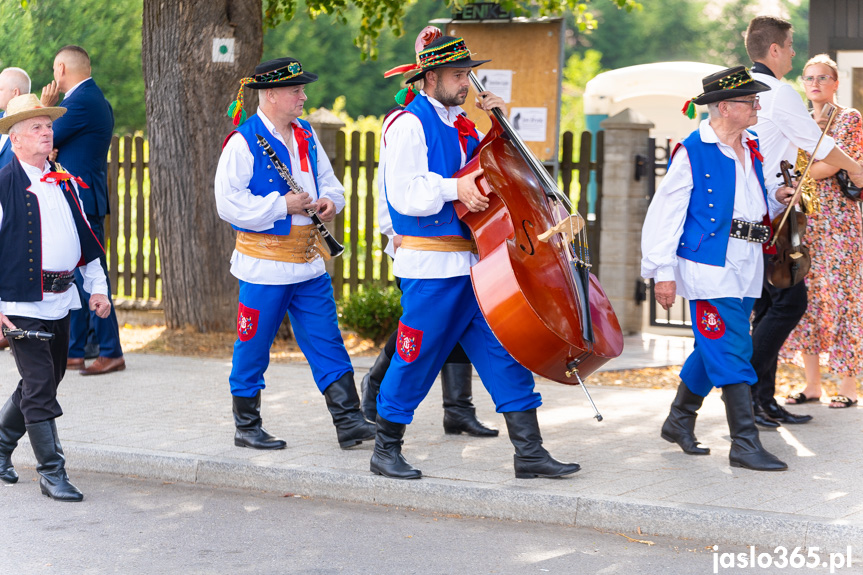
[567,366,604,422]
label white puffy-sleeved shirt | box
[752,71,835,188]
[0,159,108,320]
[378,92,480,279]
[215,108,346,285]
[641,121,782,301]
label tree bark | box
[142,0,262,331]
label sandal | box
[828,395,858,409]
[786,392,821,404]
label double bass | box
[454,74,624,419]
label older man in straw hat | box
[642,66,795,471]
[0,94,112,501]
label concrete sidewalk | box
[1,333,861,556]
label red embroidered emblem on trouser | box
[237,303,260,341]
[396,321,423,363]
[696,301,725,340]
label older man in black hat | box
[642,66,795,471]
[215,57,373,452]
[371,34,581,481]
[0,94,112,501]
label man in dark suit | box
[0,67,32,351]
[42,46,124,375]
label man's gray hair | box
[707,102,721,119]
[1,67,31,94]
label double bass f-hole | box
[519,219,535,255]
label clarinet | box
[255,134,345,258]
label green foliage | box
[560,49,604,136]
[0,0,145,133]
[338,285,402,343]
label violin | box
[453,73,624,420]
[766,160,810,288]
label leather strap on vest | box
[400,235,477,254]
[236,226,332,263]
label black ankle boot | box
[0,396,27,484]
[232,392,287,450]
[27,419,83,502]
[324,372,375,449]
[503,409,580,478]
[441,363,499,437]
[661,382,711,455]
[722,383,787,471]
[361,349,391,421]
[369,415,421,479]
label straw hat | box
[0,94,66,134]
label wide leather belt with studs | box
[42,270,75,293]
[730,219,771,244]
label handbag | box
[835,169,863,202]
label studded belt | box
[730,219,771,244]
[42,270,75,293]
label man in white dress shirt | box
[370,35,580,480]
[0,94,112,501]
[215,57,373,451]
[744,16,863,426]
[644,67,795,471]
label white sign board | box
[475,69,513,103]
[509,107,547,142]
[212,38,235,63]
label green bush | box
[338,285,402,343]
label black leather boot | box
[27,419,83,502]
[661,382,711,455]
[503,409,580,478]
[324,372,376,449]
[360,349,391,421]
[232,392,287,450]
[369,415,421,479]
[0,396,27,484]
[722,383,787,471]
[441,363,499,437]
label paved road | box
[6,470,840,575]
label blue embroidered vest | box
[0,157,104,302]
[231,114,320,236]
[674,130,768,266]
[386,95,478,239]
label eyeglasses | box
[723,97,760,109]
[801,75,835,85]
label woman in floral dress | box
[784,54,863,408]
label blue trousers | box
[229,274,352,398]
[377,275,541,424]
[68,214,123,359]
[680,297,757,397]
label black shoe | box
[754,401,781,429]
[0,396,27,484]
[27,419,84,501]
[370,415,422,479]
[763,400,813,424]
[360,349,391,422]
[661,382,710,455]
[503,409,580,478]
[324,373,375,449]
[441,363,498,437]
[232,392,287,450]
[722,384,787,471]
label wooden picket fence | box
[105,130,604,304]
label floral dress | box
[782,108,863,374]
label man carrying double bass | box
[372,32,580,481]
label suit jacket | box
[0,111,13,169]
[53,78,114,217]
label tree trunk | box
[142,0,262,331]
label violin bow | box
[768,103,838,246]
